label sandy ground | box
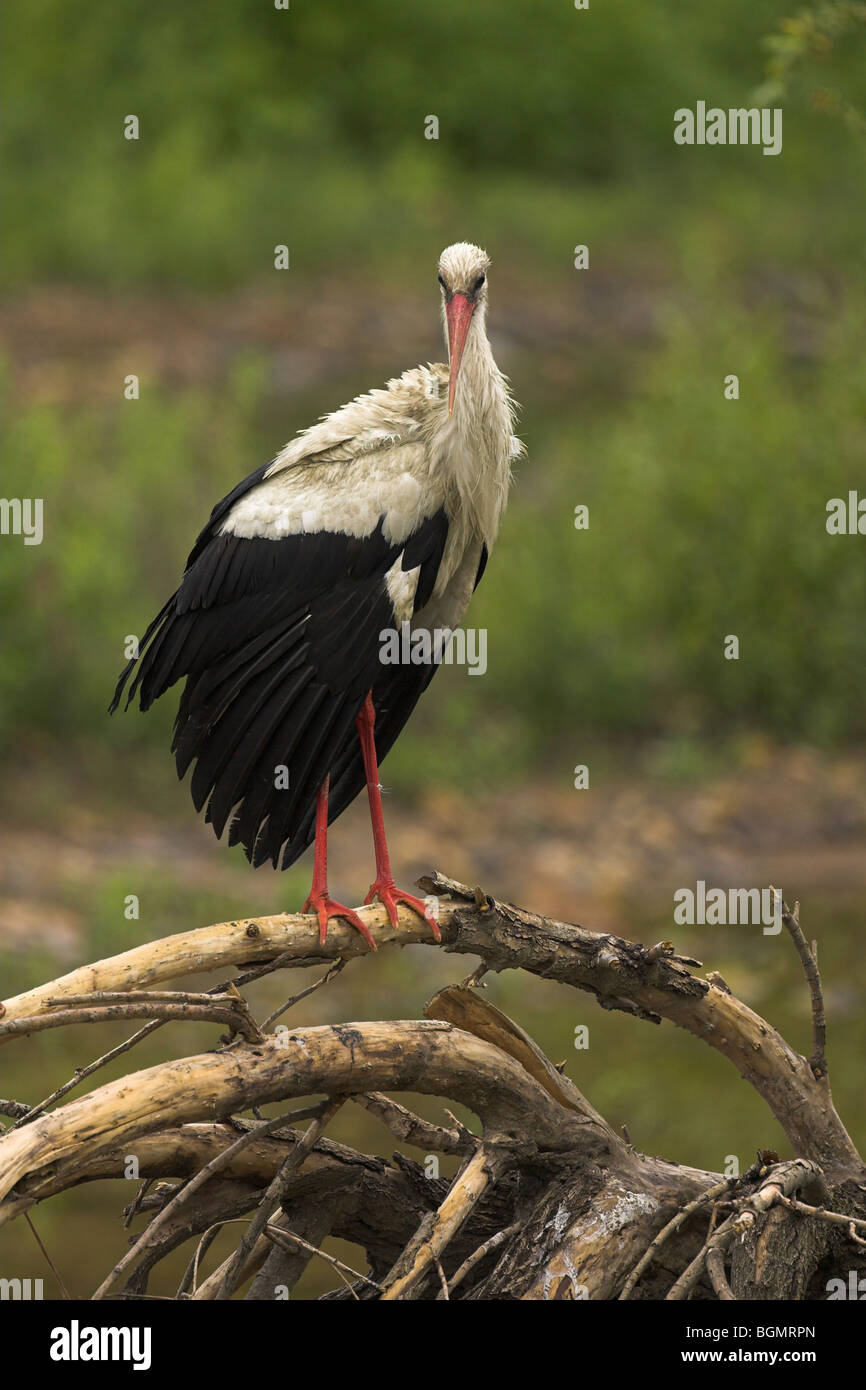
[2,743,863,962]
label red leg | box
[356,692,441,941]
[302,774,376,950]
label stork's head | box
[438,243,490,415]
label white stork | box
[111,243,521,949]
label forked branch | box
[2,872,859,1170]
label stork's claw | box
[364,879,441,942]
[302,889,377,952]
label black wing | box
[111,469,449,870]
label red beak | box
[446,292,475,416]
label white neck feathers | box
[435,302,514,548]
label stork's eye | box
[473,273,486,293]
[438,273,446,289]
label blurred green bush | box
[3,0,865,286]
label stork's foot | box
[364,878,441,942]
[302,888,377,951]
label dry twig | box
[208,1098,345,1301]
[381,1145,512,1300]
[438,1220,522,1298]
[263,1223,381,1294]
[774,891,827,1079]
[91,1103,326,1299]
[619,1180,730,1300]
[352,1093,475,1155]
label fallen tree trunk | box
[0,872,862,1300]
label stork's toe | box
[364,879,441,941]
[302,889,377,951]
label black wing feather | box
[112,477,450,869]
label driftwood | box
[0,872,863,1301]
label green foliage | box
[1,356,269,745]
[757,2,866,130]
[3,0,865,287]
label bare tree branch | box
[3,873,857,1168]
[0,1021,613,1220]
[666,1159,829,1301]
[0,1099,31,1121]
[208,1098,345,1301]
[263,1223,381,1294]
[91,1104,327,1299]
[438,1220,522,1298]
[352,1093,476,1155]
[381,1145,511,1300]
[0,997,262,1044]
[260,958,348,1032]
[706,1246,735,1301]
[619,1180,731,1300]
[774,891,827,1080]
[11,949,339,1131]
[1,873,863,1303]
